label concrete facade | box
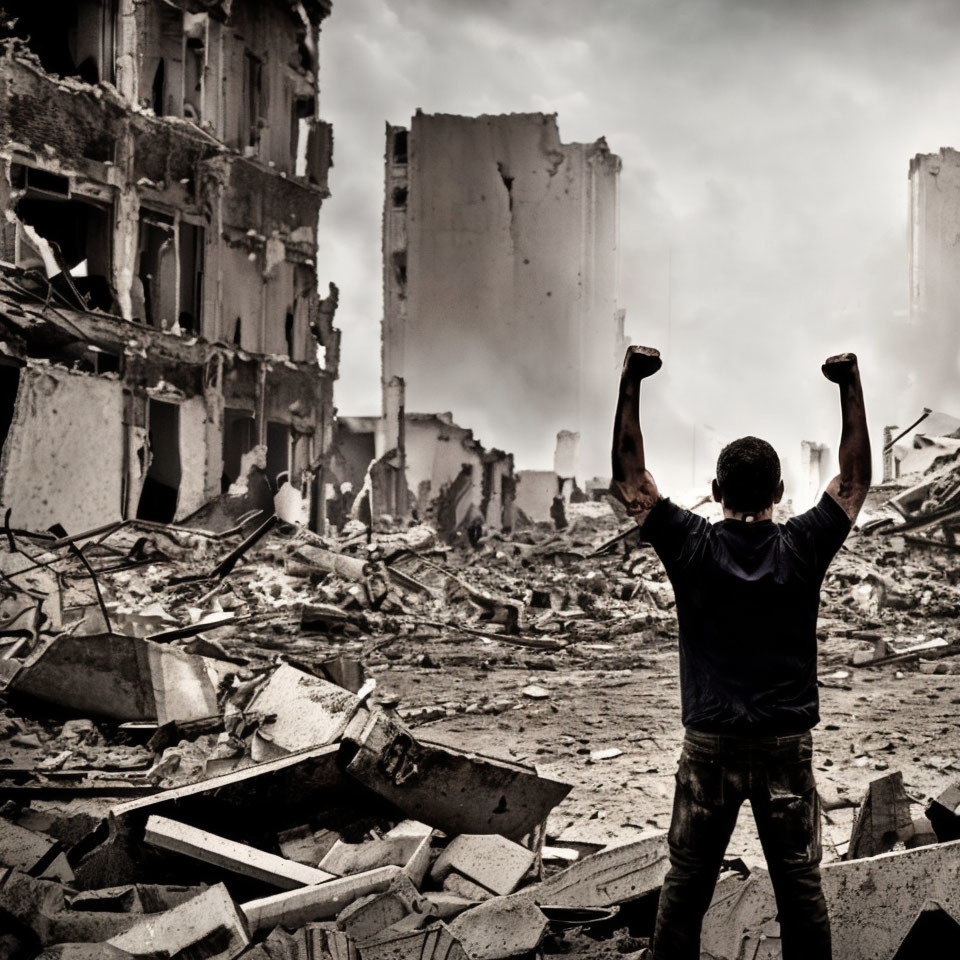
[382,112,623,478]
[907,148,960,416]
[0,0,339,532]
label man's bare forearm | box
[823,353,871,521]
[612,346,661,521]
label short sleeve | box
[640,497,709,572]
[784,492,852,575]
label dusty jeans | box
[652,728,831,960]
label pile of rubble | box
[0,505,675,958]
[1,486,960,957]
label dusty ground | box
[355,617,960,865]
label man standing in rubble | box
[611,346,871,960]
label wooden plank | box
[144,815,334,890]
[241,864,403,933]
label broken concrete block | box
[360,922,469,960]
[144,815,335,889]
[527,834,668,907]
[320,835,427,877]
[0,817,74,883]
[927,779,960,842]
[701,838,960,960]
[277,824,341,864]
[442,872,495,902]
[9,633,221,724]
[847,771,914,859]
[247,663,362,755]
[447,896,547,960]
[387,820,434,838]
[342,711,571,841]
[242,864,404,933]
[35,946,136,959]
[892,900,960,958]
[107,883,249,958]
[431,835,534,896]
[336,873,435,941]
[109,742,345,831]
[423,892,480,919]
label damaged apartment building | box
[334,111,624,535]
[0,0,339,534]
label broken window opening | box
[266,421,290,493]
[182,13,206,122]
[152,58,166,116]
[222,408,256,490]
[497,162,514,212]
[391,250,407,292]
[284,309,295,358]
[148,3,184,118]
[178,221,204,335]
[4,1,117,84]
[243,51,264,149]
[136,211,175,327]
[136,399,182,523]
[392,130,408,164]
[15,188,115,312]
[0,363,21,463]
[291,96,315,174]
[391,186,408,208]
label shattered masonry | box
[0,0,340,534]
[381,111,624,482]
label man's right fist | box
[622,345,662,382]
[821,352,858,384]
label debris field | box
[1,462,960,959]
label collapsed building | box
[332,112,625,536]
[0,0,339,534]
[381,111,626,486]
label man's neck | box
[722,506,774,522]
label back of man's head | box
[715,436,781,513]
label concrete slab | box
[431,834,534,896]
[447,895,547,960]
[247,663,361,754]
[342,711,570,841]
[320,835,426,877]
[9,633,220,724]
[528,834,668,907]
[702,838,960,960]
[336,873,435,941]
[242,864,404,933]
[144,815,334,889]
[107,883,248,959]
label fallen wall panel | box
[0,363,125,532]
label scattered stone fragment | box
[431,835,535,896]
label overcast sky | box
[317,0,960,498]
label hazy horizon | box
[317,0,960,503]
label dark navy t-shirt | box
[640,493,851,735]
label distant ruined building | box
[907,148,960,418]
[0,1,339,532]
[381,111,625,483]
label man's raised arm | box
[611,345,662,525]
[822,352,871,524]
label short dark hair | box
[715,436,781,513]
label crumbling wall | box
[382,112,622,477]
[0,362,125,531]
[175,395,208,520]
[515,470,560,524]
